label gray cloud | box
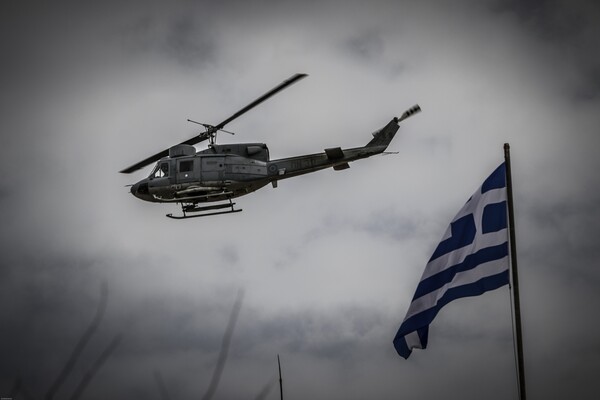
[124,12,218,68]
[346,30,385,59]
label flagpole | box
[504,143,527,400]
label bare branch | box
[200,290,244,400]
[45,282,108,400]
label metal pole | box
[277,354,283,400]
[504,143,527,400]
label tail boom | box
[266,105,420,182]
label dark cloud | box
[491,0,600,102]
[341,29,406,78]
[492,0,586,38]
[345,30,386,61]
[572,65,600,102]
[124,12,218,68]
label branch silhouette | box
[200,290,244,400]
[253,378,275,400]
[45,282,108,400]
[9,377,37,400]
[153,370,172,400]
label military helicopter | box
[121,73,421,219]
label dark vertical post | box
[277,354,283,400]
[504,143,527,400]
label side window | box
[179,160,193,173]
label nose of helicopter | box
[130,181,152,201]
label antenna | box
[278,354,283,400]
[187,119,236,145]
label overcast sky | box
[1,0,599,399]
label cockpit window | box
[151,162,169,178]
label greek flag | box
[394,163,510,359]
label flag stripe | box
[414,242,508,299]
[481,163,506,193]
[398,270,510,337]
[405,256,509,321]
[423,229,508,280]
[450,185,507,223]
[394,269,509,358]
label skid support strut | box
[166,198,242,219]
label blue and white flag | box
[394,163,510,359]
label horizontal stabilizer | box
[325,147,344,160]
[333,162,350,171]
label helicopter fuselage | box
[121,73,421,218]
[130,142,272,204]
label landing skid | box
[166,199,242,219]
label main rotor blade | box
[212,73,307,133]
[119,149,169,174]
[119,73,307,174]
[119,132,211,174]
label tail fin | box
[366,118,401,148]
[366,104,421,149]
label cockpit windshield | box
[149,161,169,178]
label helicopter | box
[121,73,421,219]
